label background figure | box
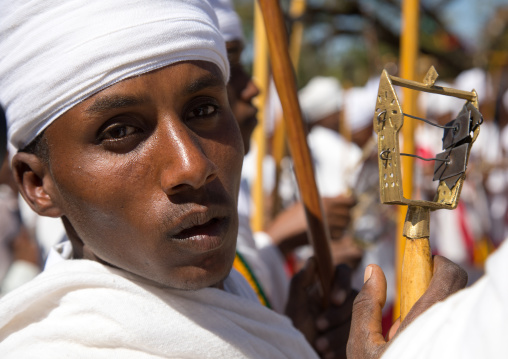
[0,106,40,295]
[0,148,41,295]
[341,78,399,330]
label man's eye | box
[188,104,217,119]
[100,125,138,141]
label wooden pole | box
[257,0,334,303]
[251,1,270,232]
[400,206,432,320]
[396,0,430,321]
[271,0,307,218]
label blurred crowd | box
[0,0,507,343]
[238,65,508,328]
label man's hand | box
[346,256,468,359]
[267,195,356,257]
[322,195,355,240]
[286,258,357,359]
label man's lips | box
[172,217,223,240]
[167,208,231,252]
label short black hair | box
[20,131,50,164]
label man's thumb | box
[347,265,388,359]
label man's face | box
[43,61,244,290]
[226,40,259,154]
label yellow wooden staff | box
[394,0,421,321]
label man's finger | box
[386,318,400,341]
[346,265,387,359]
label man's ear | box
[11,152,63,218]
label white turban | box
[0,0,229,151]
[343,77,378,133]
[209,0,244,42]
[298,76,344,124]
[418,82,457,117]
[454,68,493,105]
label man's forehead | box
[226,40,244,64]
[82,61,225,113]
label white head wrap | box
[418,82,457,118]
[454,68,493,105]
[344,77,378,133]
[0,0,229,151]
[298,76,344,124]
[209,0,244,42]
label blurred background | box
[234,0,508,93]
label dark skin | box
[12,54,354,357]
[226,39,356,359]
[13,61,244,290]
[347,257,468,358]
[226,40,259,155]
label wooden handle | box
[400,206,433,320]
[257,0,334,303]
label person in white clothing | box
[0,1,360,358]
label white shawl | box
[0,259,318,359]
[382,239,508,358]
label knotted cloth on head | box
[0,0,229,151]
[209,0,244,42]
[298,76,344,124]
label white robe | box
[382,239,508,358]
[0,258,318,359]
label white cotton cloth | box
[307,126,362,196]
[299,76,344,124]
[210,0,244,42]
[0,0,229,151]
[417,82,464,118]
[454,68,493,105]
[0,259,319,359]
[343,77,378,133]
[382,239,508,359]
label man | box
[0,1,467,358]
[211,3,359,357]
[0,1,321,357]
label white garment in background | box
[307,126,362,197]
[0,185,18,283]
[382,239,508,359]
[237,177,290,313]
[0,185,40,295]
[0,256,318,359]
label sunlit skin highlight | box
[15,61,244,290]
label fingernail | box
[316,317,328,331]
[333,289,347,305]
[315,337,329,351]
[364,265,373,283]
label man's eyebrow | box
[85,95,148,114]
[184,73,225,96]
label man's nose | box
[159,125,218,195]
[241,78,260,103]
